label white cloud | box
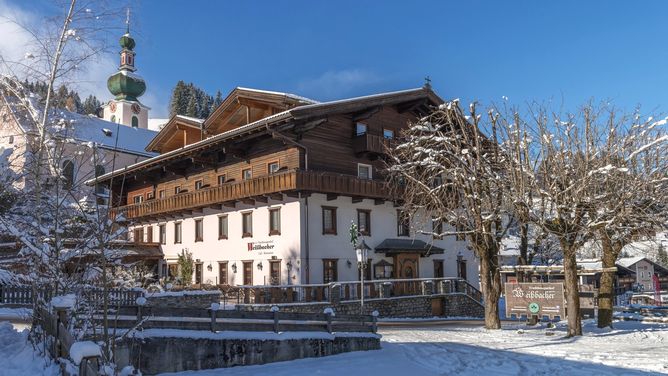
[0,0,167,118]
[296,69,382,99]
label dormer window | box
[356,122,367,136]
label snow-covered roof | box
[236,87,319,105]
[175,115,204,124]
[500,236,521,256]
[617,256,647,268]
[620,232,668,260]
[147,118,169,131]
[58,111,157,157]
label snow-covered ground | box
[1,317,666,375]
[0,321,59,376]
[160,320,668,376]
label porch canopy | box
[374,238,444,256]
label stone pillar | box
[380,282,392,298]
[441,280,453,294]
[329,284,341,304]
[421,280,434,295]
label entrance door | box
[394,254,420,279]
[195,263,203,285]
[243,261,253,285]
[269,260,281,285]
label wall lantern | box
[231,263,237,273]
[257,261,263,270]
[286,260,293,270]
[347,260,353,268]
[207,263,213,272]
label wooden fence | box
[0,285,142,308]
[97,306,376,334]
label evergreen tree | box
[81,95,102,115]
[658,244,668,267]
[169,80,188,117]
[211,90,223,113]
[168,81,221,119]
[185,89,198,118]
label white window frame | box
[357,163,372,180]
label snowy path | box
[161,320,668,376]
[0,322,59,376]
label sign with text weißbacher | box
[504,283,565,320]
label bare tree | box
[388,100,509,329]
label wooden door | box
[243,261,253,285]
[395,254,420,279]
[195,263,203,285]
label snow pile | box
[50,294,76,309]
[0,322,59,376]
[69,341,101,365]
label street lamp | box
[355,239,370,314]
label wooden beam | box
[351,196,364,203]
[208,204,223,210]
[326,194,338,201]
[254,196,268,203]
[374,199,385,206]
[241,198,255,206]
[222,201,236,208]
[293,118,327,134]
[396,98,428,114]
[266,193,283,201]
[352,106,380,122]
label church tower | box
[103,12,150,129]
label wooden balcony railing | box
[111,169,392,220]
[352,133,394,155]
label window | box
[146,226,153,243]
[383,129,394,139]
[269,208,281,235]
[434,260,444,278]
[147,191,155,200]
[243,261,253,285]
[8,135,13,144]
[455,223,466,241]
[174,186,181,194]
[357,163,372,180]
[269,260,281,285]
[218,215,228,239]
[322,206,337,235]
[110,115,116,123]
[242,212,253,238]
[94,165,106,195]
[133,195,143,204]
[217,174,226,185]
[432,217,443,240]
[397,210,410,237]
[218,262,228,285]
[374,260,394,279]
[159,190,166,199]
[131,116,139,128]
[159,224,166,244]
[356,122,367,136]
[133,227,144,243]
[457,258,467,280]
[242,168,252,180]
[62,160,74,189]
[174,222,182,244]
[357,209,371,236]
[268,161,280,174]
[323,259,338,283]
[195,180,204,190]
[195,219,203,242]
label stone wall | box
[237,293,484,319]
[145,291,221,309]
[115,333,380,375]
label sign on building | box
[504,282,565,320]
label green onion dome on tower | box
[107,32,146,102]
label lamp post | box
[350,222,369,314]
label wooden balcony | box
[352,133,394,156]
[111,169,392,220]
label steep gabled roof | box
[145,114,205,153]
[89,86,442,185]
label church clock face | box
[109,102,117,113]
[131,103,141,114]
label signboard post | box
[504,282,565,321]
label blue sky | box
[5,1,668,118]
